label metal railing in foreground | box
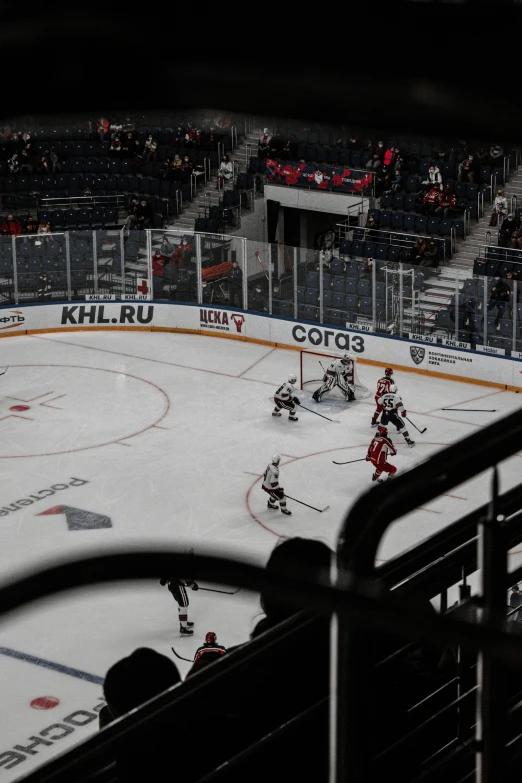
[2,545,522,783]
[334,406,522,783]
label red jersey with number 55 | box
[367,435,397,467]
[375,377,393,402]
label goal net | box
[300,349,371,400]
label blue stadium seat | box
[352,241,364,258]
[415,215,427,233]
[403,214,416,233]
[358,279,371,297]
[345,294,357,312]
[379,210,392,228]
[380,192,393,209]
[296,286,306,303]
[345,261,359,279]
[404,195,417,212]
[392,194,404,211]
[332,293,345,310]
[376,282,386,301]
[428,218,440,235]
[333,276,345,294]
[305,288,318,305]
[346,278,358,296]
[391,212,404,229]
[331,258,344,275]
[375,245,388,261]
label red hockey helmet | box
[205,631,217,645]
[385,368,393,377]
[378,425,388,436]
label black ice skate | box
[289,415,298,421]
[371,419,378,427]
[372,475,384,483]
[272,410,282,417]
[180,625,194,636]
[267,500,278,510]
[280,507,292,515]
[187,621,194,628]
[407,439,415,448]
[312,390,321,402]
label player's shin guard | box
[178,607,189,628]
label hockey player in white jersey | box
[272,373,300,421]
[312,355,355,402]
[377,387,415,447]
[262,454,291,515]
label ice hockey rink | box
[0,329,521,777]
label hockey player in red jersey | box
[366,425,397,482]
[371,367,394,427]
[193,632,227,663]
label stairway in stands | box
[166,128,262,233]
[411,166,522,333]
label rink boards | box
[0,301,520,391]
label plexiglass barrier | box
[0,228,519,357]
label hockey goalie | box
[312,354,357,403]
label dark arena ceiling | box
[0,0,520,143]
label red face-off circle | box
[10,404,30,411]
[30,696,60,710]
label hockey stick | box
[196,586,241,595]
[171,646,192,662]
[285,494,330,513]
[0,366,9,377]
[332,458,366,465]
[296,402,340,423]
[254,250,269,280]
[441,408,497,412]
[405,415,427,434]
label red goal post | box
[299,349,371,399]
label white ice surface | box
[0,330,521,778]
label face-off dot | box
[31,696,60,710]
[10,404,30,412]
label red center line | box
[237,347,277,378]
[441,493,467,500]
[31,335,276,387]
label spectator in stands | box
[19,147,33,173]
[487,276,512,326]
[489,143,504,167]
[227,260,243,308]
[391,161,404,192]
[132,138,144,161]
[173,125,186,146]
[279,138,295,162]
[383,146,396,168]
[217,155,233,189]
[499,213,517,247]
[38,220,51,235]
[436,147,452,165]
[201,279,213,304]
[364,214,379,242]
[25,215,37,234]
[408,237,426,265]
[7,152,19,174]
[435,185,458,220]
[124,198,139,233]
[249,284,267,312]
[475,145,489,166]
[161,236,176,259]
[0,214,22,236]
[136,198,153,229]
[365,150,382,170]
[35,155,51,175]
[509,585,522,623]
[43,145,61,173]
[421,186,442,217]
[96,118,110,139]
[36,270,52,301]
[419,238,440,269]
[121,131,134,157]
[181,154,193,182]
[458,154,479,183]
[252,537,331,638]
[489,188,508,226]
[101,646,181,727]
[110,134,122,154]
[152,250,166,298]
[122,115,135,133]
[422,164,442,192]
[172,267,195,302]
[510,224,522,249]
[144,134,157,163]
[171,237,194,267]
[258,128,271,160]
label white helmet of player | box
[272,454,281,465]
[288,373,297,385]
[341,354,350,365]
[390,384,398,394]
